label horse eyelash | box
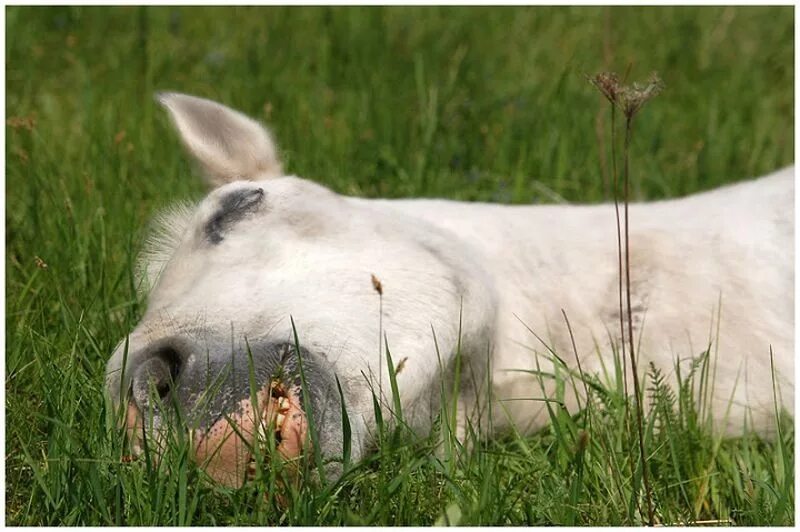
[204,188,265,244]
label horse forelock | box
[136,200,197,294]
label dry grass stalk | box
[372,273,384,400]
[589,70,664,526]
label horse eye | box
[204,188,264,244]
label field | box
[5,6,794,525]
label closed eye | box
[204,187,264,244]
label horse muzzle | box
[108,337,332,488]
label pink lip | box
[124,382,309,489]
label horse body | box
[380,167,794,436]
[105,93,793,486]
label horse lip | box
[191,381,309,488]
[125,402,144,456]
[121,378,309,488]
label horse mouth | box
[125,380,310,488]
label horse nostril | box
[159,346,182,390]
[132,346,183,404]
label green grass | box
[5,6,794,525]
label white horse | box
[106,93,794,488]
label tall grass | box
[6,6,794,525]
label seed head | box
[589,71,664,119]
[619,73,664,119]
[588,71,621,106]
[395,356,408,375]
[576,429,590,453]
[371,274,383,296]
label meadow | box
[5,6,794,525]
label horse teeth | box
[257,422,270,442]
[278,397,288,411]
[276,413,285,428]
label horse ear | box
[157,92,283,187]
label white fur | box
[107,94,794,461]
[384,168,794,436]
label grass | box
[5,6,794,525]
